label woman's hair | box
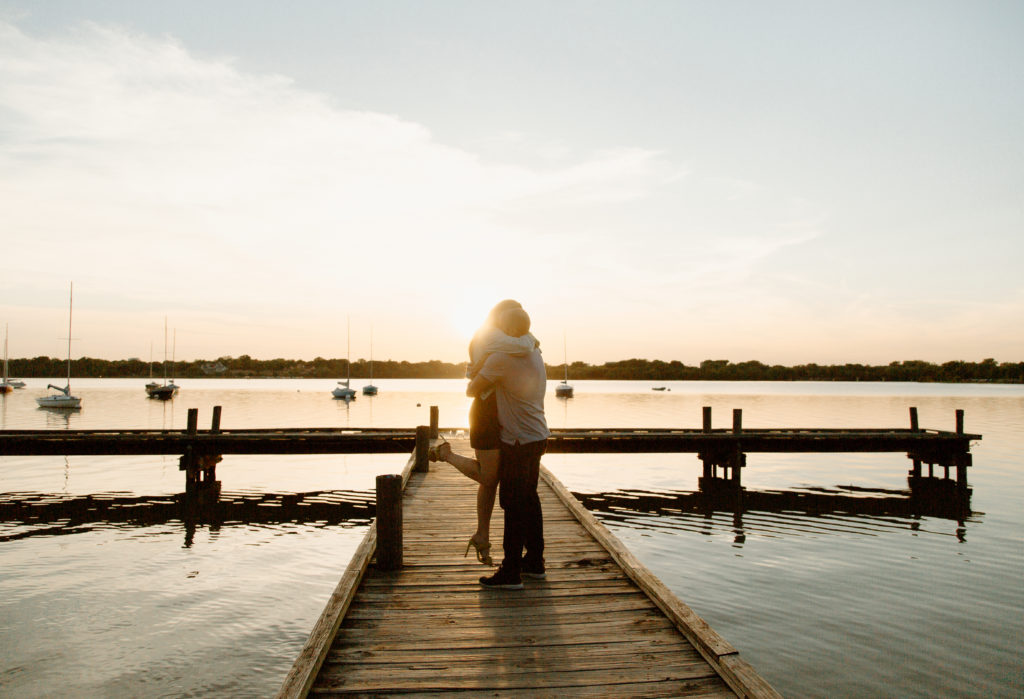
[499,307,531,338]
[485,299,522,327]
[469,299,522,358]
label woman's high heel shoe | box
[427,437,450,462]
[465,535,493,565]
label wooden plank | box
[275,454,416,699]
[540,465,783,698]
[289,438,780,698]
[309,675,735,698]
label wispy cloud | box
[0,20,684,357]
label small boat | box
[332,316,357,400]
[36,283,82,409]
[652,386,669,391]
[362,326,378,396]
[554,332,574,398]
[146,319,174,400]
[168,329,180,394]
[145,341,159,393]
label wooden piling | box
[429,406,438,439]
[413,425,429,472]
[374,474,402,570]
[909,407,922,478]
[700,407,713,479]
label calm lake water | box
[1,379,1022,697]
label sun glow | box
[449,293,496,341]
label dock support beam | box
[375,474,403,570]
[907,409,971,514]
[180,407,222,503]
[414,425,430,472]
[698,407,744,496]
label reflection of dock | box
[279,437,779,697]
[0,490,374,547]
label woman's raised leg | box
[430,444,500,564]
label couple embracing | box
[431,299,549,590]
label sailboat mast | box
[347,316,351,383]
[66,282,73,385]
[3,324,9,383]
[163,317,168,383]
[563,333,569,382]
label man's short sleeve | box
[477,353,508,385]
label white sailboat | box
[145,341,159,392]
[362,325,378,396]
[332,316,356,400]
[0,324,14,394]
[36,283,82,409]
[146,319,174,400]
[167,328,180,394]
[555,332,574,398]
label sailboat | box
[145,341,159,393]
[167,329,180,394]
[332,316,356,400]
[362,325,378,396]
[555,332,574,398]
[0,324,14,394]
[146,319,174,400]
[36,283,82,409]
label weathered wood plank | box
[309,675,735,698]
[540,465,782,698]
[286,438,779,698]
[274,455,416,699]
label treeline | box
[7,356,1022,383]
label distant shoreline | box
[7,356,1022,384]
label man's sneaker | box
[479,566,523,590]
[521,559,546,579]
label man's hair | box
[500,307,531,338]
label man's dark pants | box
[498,438,547,575]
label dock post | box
[909,407,922,478]
[429,406,439,440]
[181,408,200,495]
[956,409,964,434]
[414,425,430,472]
[376,474,403,570]
[732,410,743,488]
[700,407,712,479]
[202,406,223,501]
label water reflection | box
[0,489,375,547]
[574,484,975,548]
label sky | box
[1,1,1021,366]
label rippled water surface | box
[1,379,1022,697]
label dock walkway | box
[279,439,779,698]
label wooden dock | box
[277,439,780,698]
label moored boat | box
[554,332,574,398]
[36,283,82,410]
[332,316,356,400]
